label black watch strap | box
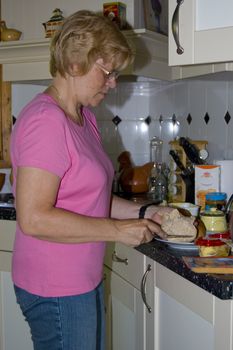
[139,201,163,219]
[139,203,155,219]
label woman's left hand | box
[145,206,173,225]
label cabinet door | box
[169,0,233,66]
[105,268,145,350]
[158,289,214,350]
[0,272,33,350]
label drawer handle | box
[112,251,128,265]
[172,0,184,55]
[140,264,152,313]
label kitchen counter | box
[1,206,233,300]
[136,240,233,300]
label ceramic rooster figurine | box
[118,151,153,193]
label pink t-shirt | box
[10,93,114,297]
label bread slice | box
[161,209,197,242]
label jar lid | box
[200,208,225,217]
[205,192,227,201]
[195,238,225,246]
[209,231,231,239]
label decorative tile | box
[204,112,210,124]
[112,115,122,126]
[224,111,231,124]
[186,113,192,124]
[144,116,151,125]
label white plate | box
[154,236,198,250]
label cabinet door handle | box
[140,264,152,313]
[172,0,184,55]
[112,251,128,265]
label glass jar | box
[200,208,228,233]
[205,192,227,211]
[195,237,230,257]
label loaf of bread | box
[161,209,197,242]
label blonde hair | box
[50,10,134,77]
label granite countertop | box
[136,239,233,300]
[2,206,233,300]
[0,206,16,220]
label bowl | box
[169,202,201,217]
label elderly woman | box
[10,10,169,350]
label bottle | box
[148,163,167,202]
[150,136,163,164]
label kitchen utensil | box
[169,149,194,203]
[169,150,192,176]
[179,137,206,165]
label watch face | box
[199,148,209,160]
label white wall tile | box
[12,76,233,173]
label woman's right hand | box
[112,218,166,247]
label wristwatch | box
[139,203,155,219]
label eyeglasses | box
[95,62,120,80]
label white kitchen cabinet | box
[104,243,155,350]
[0,271,33,350]
[0,221,33,350]
[155,262,233,350]
[169,0,233,66]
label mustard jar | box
[200,208,228,234]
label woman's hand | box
[143,206,174,238]
[113,218,166,247]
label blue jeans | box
[14,282,105,350]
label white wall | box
[11,75,233,176]
[93,76,233,170]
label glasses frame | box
[95,62,120,81]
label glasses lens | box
[108,70,120,80]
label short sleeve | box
[12,102,71,178]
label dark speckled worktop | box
[136,239,233,300]
[1,206,233,300]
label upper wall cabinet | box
[0,0,173,82]
[0,30,173,82]
[169,0,233,66]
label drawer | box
[104,242,145,290]
[0,220,16,251]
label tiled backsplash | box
[12,76,233,176]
